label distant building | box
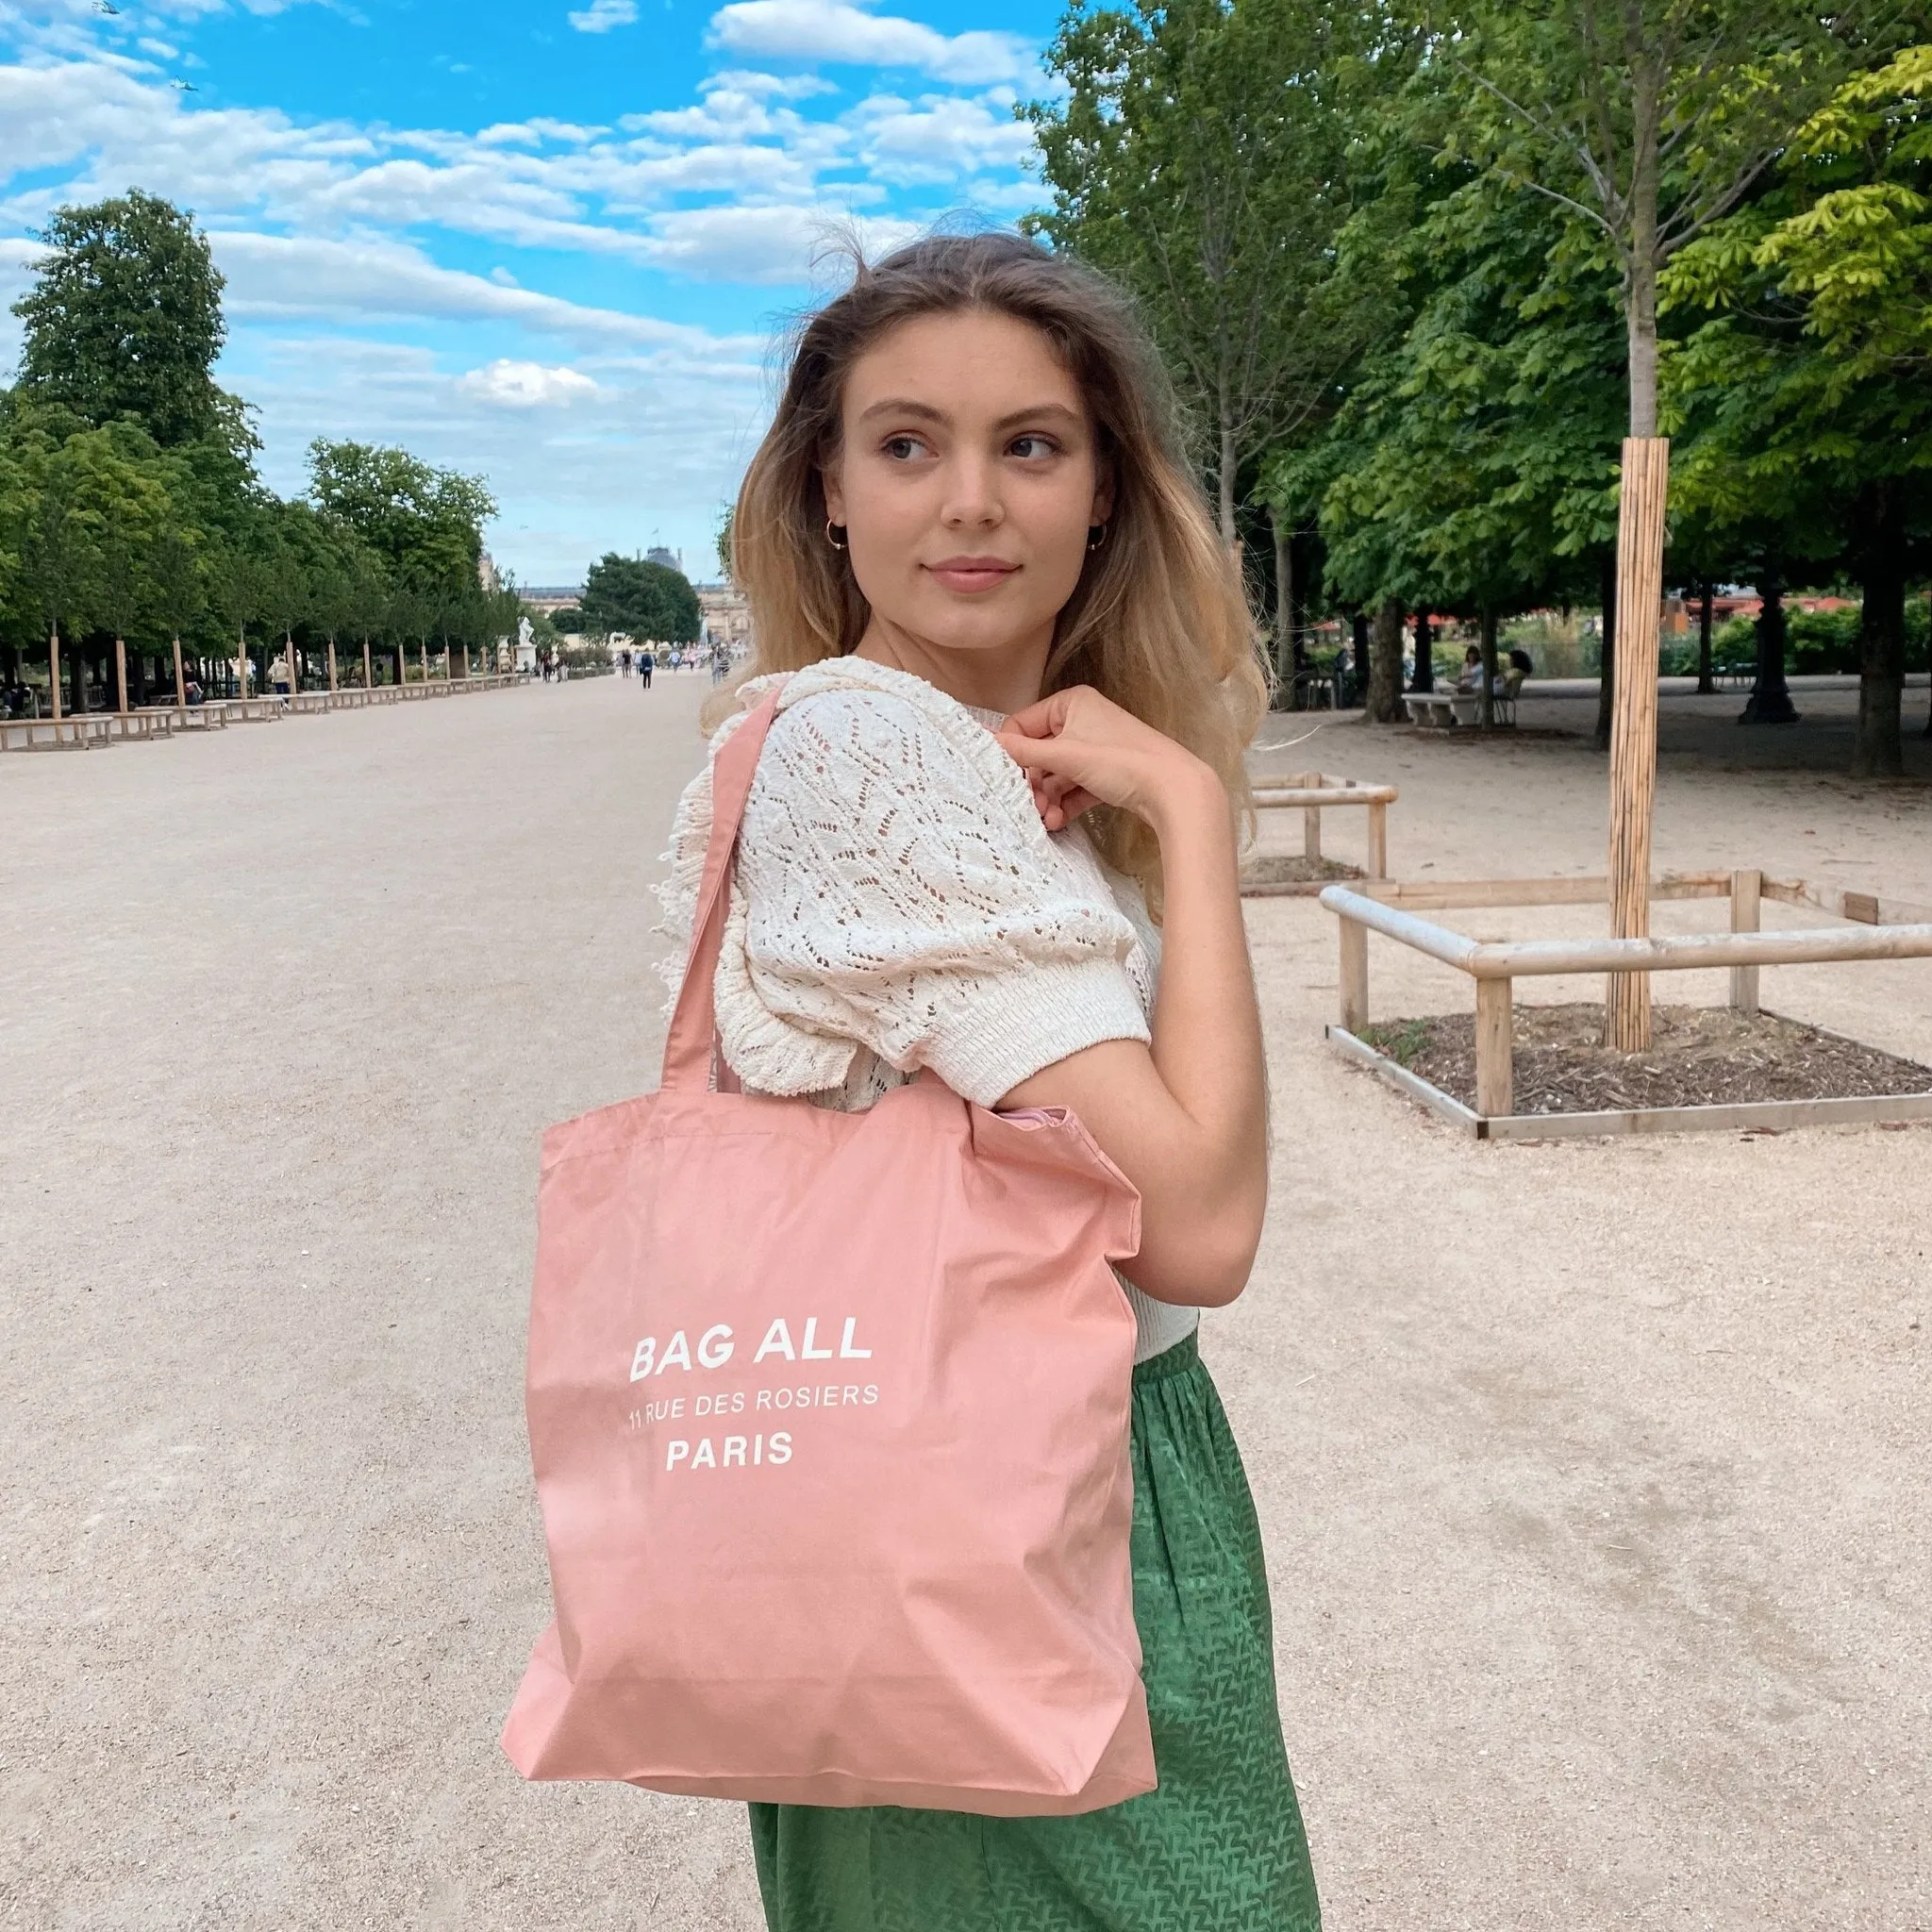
[521,586,584,616]
[697,582,753,656]
[646,546,683,575]
[478,549,501,592]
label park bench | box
[1404,691,1462,727]
[1404,671,1524,728]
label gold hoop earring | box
[1087,523,1108,552]
[825,519,848,552]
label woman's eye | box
[882,435,926,460]
[1009,435,1058,459]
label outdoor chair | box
[1494,667,1524,725]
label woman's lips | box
[924,559,1018,594]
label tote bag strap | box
[660,682,789,1093]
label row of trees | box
[1026,3,1932,774]
[0,192,521,713]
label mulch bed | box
[1359,1002,1932,1115]
[1240,854,1362,894]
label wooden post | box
[1474,975,1514,1118]
[172,635,187,722]
[1304,805,1323,866]
[1729,868,1762,1016]
[1340,916,1369,1035]
[48,626,61,722]
[460,642,470,681]
[362,639,374,691]
[114,635,128,714]
[1605,436,1671,1050]
[1367,801,1388,880]
[327,640,339,693]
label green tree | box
[306,440,496,594]
[1027,0,1376,545]
[1662,43,1932,766]
[581,552,701,644]
[12,190,227,447]
[1442,0,1877,443]
[1284,174,1625,728]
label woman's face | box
[822,308,1113,663]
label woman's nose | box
[939,453,1003,527]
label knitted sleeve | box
[711,685,1152,1107]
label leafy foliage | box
[580,551,702,645]
[12,190,229,448]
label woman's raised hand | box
[995,685,1220,835]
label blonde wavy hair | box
[716,229,1266,918]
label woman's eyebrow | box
[855,398,1083,431]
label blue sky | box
[0,0,1068,584]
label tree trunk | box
[173,636,187,718]
[1741,567,1800,724]
[1625,64,1662,440]
[1695,581,1716,693]
[1851,486,1905,778]
[395,641,407,687]
[48,625,61,722]
[1478,607,1499,728]
[113,636,128,714]
[1367,596,1404,723]
[1217,418,1237,550]
[1270,503,1294,705]
[1594,551,1617,752]
[1349,610,1370,708]
[1411,611,1435,693]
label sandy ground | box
[4,673,1929,1929]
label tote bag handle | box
[660,683,788,1093]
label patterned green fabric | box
[749,1334,1322,1931]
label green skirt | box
[749,1332,1322,1931]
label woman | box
[659,231,1321,1931]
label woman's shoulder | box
[736,658,1034,823]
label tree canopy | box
[1025,2,1932,766]
[580,551,702,645]
[12,189,229,448]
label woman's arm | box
[994,689,1267,1308]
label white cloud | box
[457,358,599,407]
[208,231,754,349]
[643,202,919,283]
[849,91,1035,185]
[707,0,1033,87]
[568,0,637,31]
[705,68,838,100]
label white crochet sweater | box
[656,655,1199,1363]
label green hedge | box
[1660,602,1930,677]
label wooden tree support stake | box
[1605,435,1671,1050]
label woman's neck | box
[853,616,1050,717]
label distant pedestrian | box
[640,650,654,689]
[621,649,633,677]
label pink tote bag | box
[501,682,1156,1814]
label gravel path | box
[4,675,1928,1928]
